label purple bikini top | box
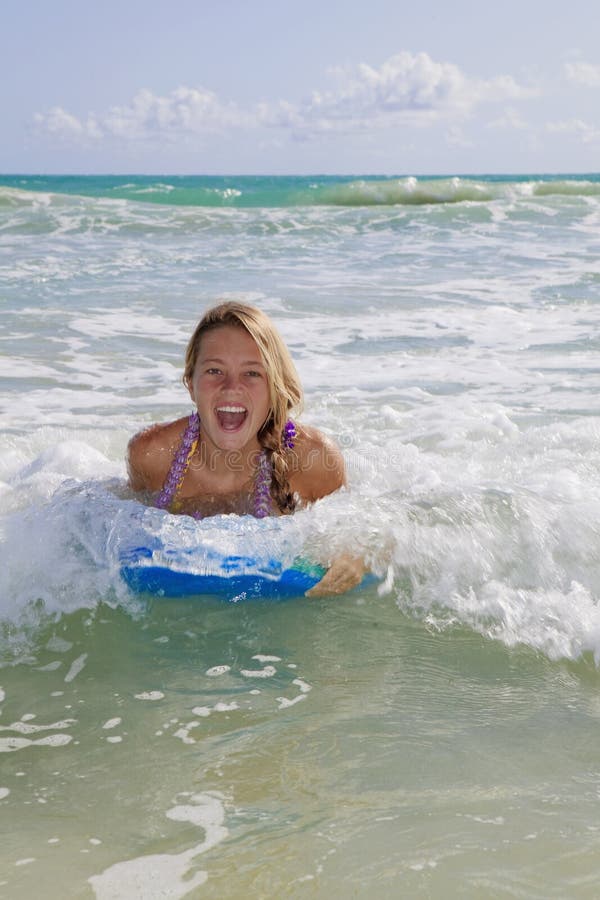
[155,412,296,518]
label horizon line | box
[1,170,600,179]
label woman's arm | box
[290,426,367,597]
[288,425,345,501]
[305,553,367,597]
[126,421,181,493]
[127,431,153,491]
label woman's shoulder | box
[127,416,189,491]
[129,417,188,450]
[292,423,342,461]
[289,423,346,502]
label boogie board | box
[56,480,366,601]
[119,549,326,599]
[108,501,328,600]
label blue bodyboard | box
[113,507,327,600]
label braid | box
[259,417,297,514]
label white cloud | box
[34,86,247,142]
[564,61,600,87]
[103,87,246,138]
[33,106,101,138]
[33,52,537,145]
[316,53,473,119]
[546,118,600,143]
[270,52,536,137]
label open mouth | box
[215,405,248,432]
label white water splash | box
[88,792,228,899]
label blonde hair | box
[184,301,303,512]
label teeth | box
[216,406,246,413]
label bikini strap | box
[155,412,200,511]
[155,414,295,516]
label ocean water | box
[2,173,600,897]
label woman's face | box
[187,325,271,454]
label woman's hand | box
[305,553,366,598]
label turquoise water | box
[2,174,600,897]
[3,172,600,207]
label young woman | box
[127,301,365,596]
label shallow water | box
[2,174,600,897]
[5,598,600,898]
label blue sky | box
[3,0,600,174]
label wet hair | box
[183,301,303,512]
